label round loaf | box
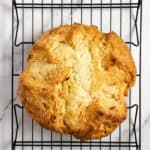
[18,23,136,140]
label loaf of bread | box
[18,23,136,140]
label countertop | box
[0,0,150,149]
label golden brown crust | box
[18,23,136,140]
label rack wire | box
[12,0,142,149]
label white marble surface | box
[0,0,150,149]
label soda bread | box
[18,23,136,140]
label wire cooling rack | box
[12,0,142,149]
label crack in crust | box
[18,23,136,140]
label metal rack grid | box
[12,0,142,149]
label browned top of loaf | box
[18,23,136,140]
